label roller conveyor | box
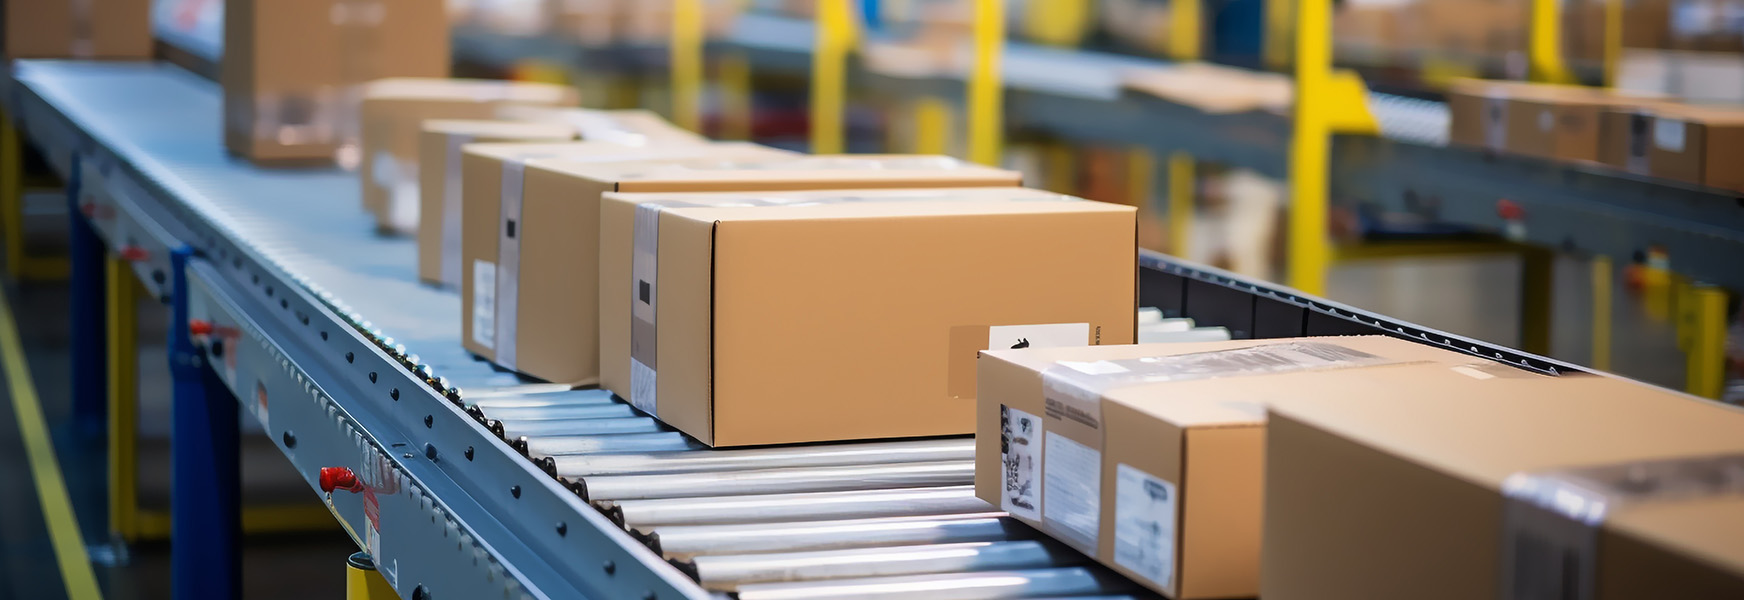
[13,57,1593,599]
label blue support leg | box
[67,153,107,438]
[168,246,240,600]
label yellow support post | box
[1264,0,1292,71]
[1684,285,1729,399]
[1043,143,1077,194]
[1529,0,1574,83]
[719,52,754,141]
[1288,0,1334,296]
[810,0,855,154]
[1590,255,1613,371]
[2,110,21,280]
[346,553,397,599]
[670,0,705,132]
[107,255,140,542]
[968,0,1005,167]
[1167,152,1194,258]
[1168,0,1202,61]
[1519,246,1555,356]
[1023,0,1089,47]
[1602,0,1623,86]
[911,96,952,156]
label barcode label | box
[999,405,1042,522]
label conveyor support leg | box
[169,247,240,600]
[1520,246,1555,356]
[720,52,755,141]
[1590,255,1612,371]
[1167,152,1194,258]
[912,96,952,156]
[1684,285,1729,399]
[107,254,140,542]
[346,553,398,599]
[68,154,106,436]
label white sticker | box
[1114,463,1177,589]
[1043,431,1102,553]
[1654,119,1686,153]
[999,405,1043,522]
[387,170,419,233]
[1538,109,1555,133]
[471,260,496,349]
[989,322,1090,351]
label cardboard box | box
[359,78,580,233]
[607,186,1133,447]
[1449,80,1669,162]
[493,106,711,147]
[974,336,1500,599]
[416,120,578,287]
[1645,104,1744,191]
[222,0,450,163]
[1599,107,1656,175]
[1262,371,1744,600]
[459,142,798,385]
[5,0,150,59]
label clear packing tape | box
[1500,452,1744,600]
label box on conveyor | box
[491,106,712,148]
[1600,103,1744,192]
[221,0,449,164]
[416,120,578,287]
[1262,369,1744,600]
[604,185,1134,447]
[358,78,580,234]
[5,0,149,59]
[974,336,1509,599]
[1447,80,1672,163]
[458,142,798,386]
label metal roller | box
[498,417,665,438]
[459,382,577,398]
[523,432,703,456]
[729,567,1137,600]
[466,391,620,409]
[553,438,973,478]
[578,461,972,502]
[643,513,1021,560]
[683,540,1080,590]
[606,485,992,529]
[474,403,637,420]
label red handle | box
[319,467,364,494]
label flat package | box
[602,184,1133,447]
[458,143,800,385]
[6,0,149,59]
[360,78,580,233]
[975,336,1511,598]
[1448,80,1671,162]
[417,119,577,286]
[1262,370,1744,600]
[222,0,449,163]
[1599,103,1744,192]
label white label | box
[629,358,657,416]
[370,151,400,193]
[989,322,1091,351]
[1114,463,1178,589]
[999,405,1043,521]
[1042,431,1102,553]
[495,160,527,370]
[387,169,419,233]
[1537,109,1555,133]
[472,260,496,349]
[1654,119,1686,152]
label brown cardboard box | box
[416,120,578,287]
[5,0,150,59]
[974,336,1501,599]
[1449,80,1669,162]
[1121,64,1293,115]
[222,0,450,163]
[1262,371,1744,600]
[359,78,580,234]
[1643,104,1744,191]
[1447,79,1525,151]
[493,106,711,147]
[459,142,798,385]
[607,186,1133,447]
[1599,107,1657,175]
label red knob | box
[1496,199,1525,221]
[319,467,364,494]
[189,319,214,336]
[80,203,96,217]
[119,246,149,262]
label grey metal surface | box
[578,461,973,502]
[687,540,1080,590]
[730,567,1137,600]
[607,486,996,529]
[644,514,1026,559]
[553,438,973,478]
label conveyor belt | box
[9,58,1590,599]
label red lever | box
[80,203,96,217]
[1496,199,1525,221]
[189,319,214,336]
[319,467,365,494]
[119,246,149,262]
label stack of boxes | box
[4,0,151,59]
